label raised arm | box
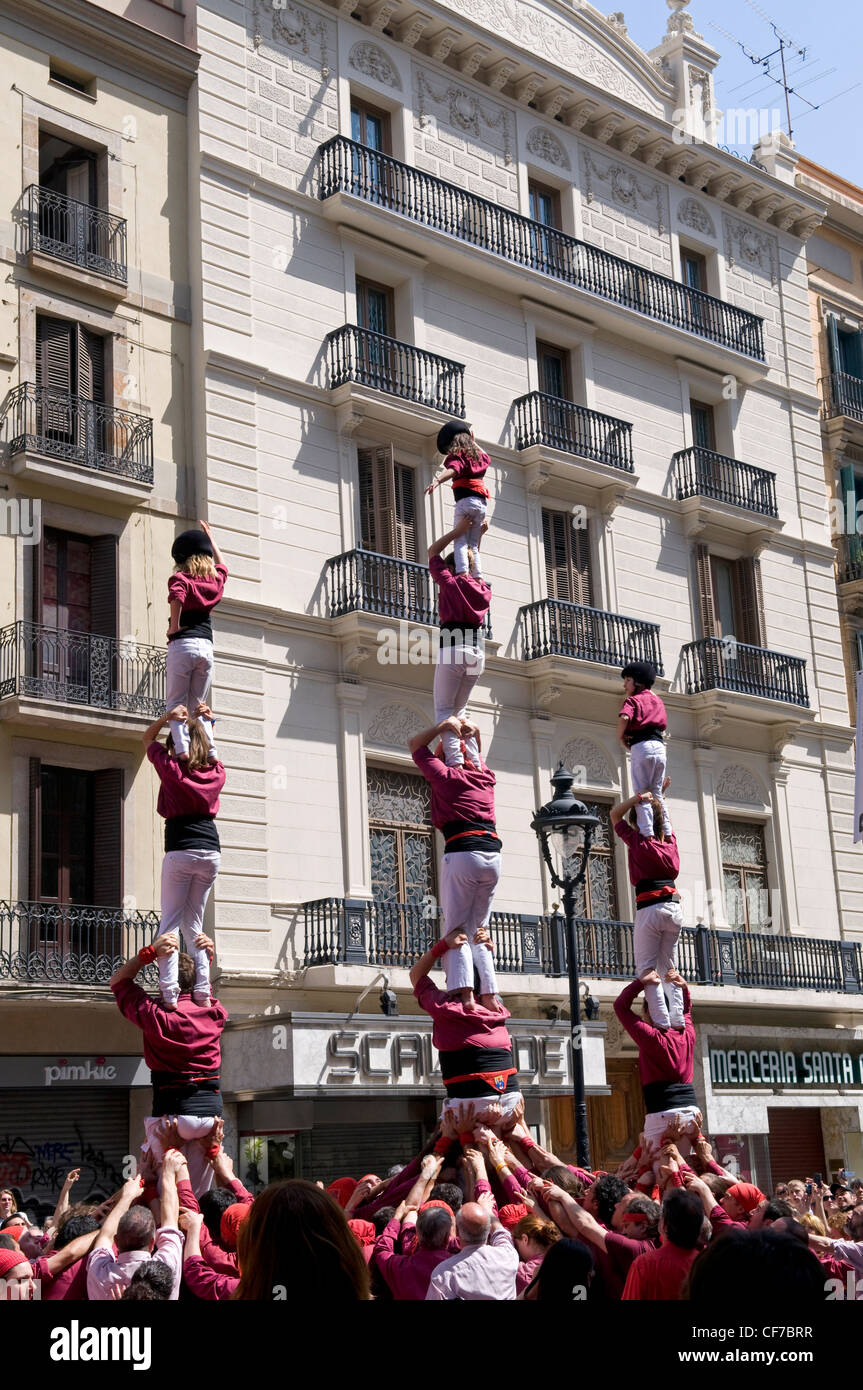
[199,519,224,567]
[108,932,177,990]
[408,715,462,756]
[428,518,471,560]
[142,707,187,749]
[610,792,644,826]
[90,1176,144,1252]
[408,928,465,989]
[47,1168,80,1234]
[160,1150,187,1230]
[425,466,456,496]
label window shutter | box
[571,520,593,607]
[392,462,417,563]
[543,510,570,601]
[76,325,105,402]
[731,557,764,648]
[28,757,41,901]
[36,318,73,393]
[89,535,118,639]
[91,768,123,907]
[826,315,841,373]
[695,544,718,639]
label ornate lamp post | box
[531,764,600,1169]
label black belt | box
[439,626,482,647]
[628,728,666,746]
[635,876,679,908]
[642,1080,697,1114]
[441,818,502,854]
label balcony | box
[301,899,863,996]
[837,533,863,585]
[328,548,492,630]
[673,444,779,539]
[24,184,127,292]
[682,636,809,707]
[1,384,153,501]
[821,372,863,425]
[319,137,767,378]
[513,391,636,499]
[0,901,159,987]
[0,622,166,733]
[326,325,465,434]
[519,598,663,682]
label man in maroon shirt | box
[372,1152,457,1300]
[110,931,227,1195]
[543,1180,659,1300]
[612,784,684,1030]
[622,1187,703,1299]
[613,974,700,1170]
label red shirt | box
[613,821,679,886]
[613,979,694,1087]
[147,743,225,820]
[111,978,227,1074]
[429,556,491,627]
[183,1254,237,1300]
[168,562,228,616]
[44,1256,89,1301]
[411,746,496,830]
[622,1241,698,1300]
[619,690,666,736]
[592,1229,657,1301]
[373,1218,453,1300]
[448,450,490,498]
[414,976,512,1053]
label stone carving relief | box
[349,41,402,89]
[678,196,715,238]
[558,737,614,787]
[716,764,763,805]
[251,0,332,77]
[366,702,426,745]
[526,125,570,170]
[415,66,513,162]
[582,150,667,234]
[723,214,778,287]
[436,0,660,115]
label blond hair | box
[165,719,213,773]
[799,1213,826,1236]
[177,554,216,580]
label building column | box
[530,714,557,913]
[693,746,724,925]
[769,756,801,933]
[337,681,371,899]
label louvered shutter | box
[91,768,123,907]
[393,462,417,563]
[89,536,118,639]
[357,445,396,556]
[826,315,841,372]
[571,521,593,608]
[695,544,718,639]
[733,557,764,648]
[28,757,41,902]
[36,318,73,392]
[543,510,570,601]
[75,325,105,402]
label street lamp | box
[531,763,600,1170]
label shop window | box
[719,818,770,932]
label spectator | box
[0,1191,17,1220]
[686,1229,827,1302]
[86,1165,183,1300]
[622,1189,703,1299]
[374,1202,456,1301]
[426,1200,519,1300]
[806,1202,863,1297]
[123,1261,175,1301]
[543,1183,659,1300]
[512,1214,560,1294]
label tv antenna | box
[709,2,828,141]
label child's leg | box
[467,854,501,997]
[187,644,217,758]
[629,742,654,837]
[438,854,476,992]
[644,741,668,832]
[467,503,486,577]
[181,851,220,1001]
[165,642,193,757]
[158,852,190,1005]
[176,1116,217,1196]
[449,649,484,766]
[634,905,671,1028]
[657,905,685,1025]
[452,499,471,575]
[433,652,466,767]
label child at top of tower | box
[165,521,227,762]
[425,421,490,579]
[618,661,669,840]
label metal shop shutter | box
[302,1122,424,1187]
[0,1089,130,1218]
[767,1107,827,1187]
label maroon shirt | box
[44,1256,89,1301]
[593,1228,657,1301]
[619,690,666,737]
[429,556,491,627]
[373,1218,453,1300]
[183,1254,237,1300]
[411,746,496,831]
[448,449,490,498]
[622,1240,698,1300]
[168,562,228,617]
[414,976,511,1052]
[613,979,694,1088]
[614,821,679,886]
[111,978,227,1074]
[147,743,225,820]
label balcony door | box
[536,342,572,450]
[350,98,391,205]
[695,544,770,691]
[355,278,396,391]
[35,316,106,462]
[30,530,117,705]
[27,759,123,959]
[38,135,99,265]
[528,180,563,276]
[357,444,423,619]
[827,316,863,421]
[367,767,436,966]
[542,508,597,658]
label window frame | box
[719,816,771,934]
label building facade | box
[0,0,198,1212]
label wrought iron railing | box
[300,899,863,994]
[821,371,863,423]
[25,183,127,282]
[837,533,863,583]
[514,392,634,471]
[319,136,766,361]
[673,445,778,517]
[327,325,466,416]
[0,901,160,985]
[327,548,492,636]
[1,383,153,483]
[519,598,663,672]
[0,623,166,716]
[682,636,809,706]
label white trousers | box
[441,1090,524,1127]
[439,850,501,994]
[629,739,668,837]
[143,1115,217,1197]
[643,1106,702,1156]
[634,900,685,1029]
[158,849,220,1004]
[453,496,487,577]
[434,643,485,766]
[165,637,217,758]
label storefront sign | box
[710,1047,863,1088]
[0,1056,150,1089]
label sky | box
[622,0,863,184]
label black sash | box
[150,1070,222,1118]
[642,1080,698,1114]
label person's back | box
[426,1203,518,1301]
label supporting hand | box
[154,932,179,959]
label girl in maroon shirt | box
[166,521,228,763]
[425,421,491,578]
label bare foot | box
[457,988,477,1012]
[477,993,498,1010]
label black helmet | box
[621,660,656,689]
[171,529,213,565]
[436,419,472,455]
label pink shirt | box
[147,743,225,820]
[619,690,666,736]
[613,821,679,885]
[111,978,227,1074]
[411,746,496,830]
[613,979,695,1087]
[168,562,228,617]
[414,976,512,1052]
[429,556,491,627]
